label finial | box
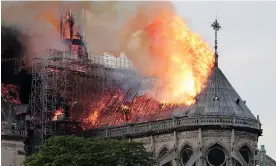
[211,18,221,67]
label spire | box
[211,18,221,67]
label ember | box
[1,84,22,105]
[81,89,179,128]
[53,108,65,121]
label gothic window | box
[207,144,226,166]
[181,145,193,165]
[239,145,251,163]
[158,147,168,159]
[158,147,172,166]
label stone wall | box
[1,140,25,166]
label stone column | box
[199,156,206,166]
[229,129,235,166]
[173,130,180,166]
[172,158,180,166]
[151,135,155,153]
[197,128,203,166]
[259,145,266,166]
[172,116,180,166]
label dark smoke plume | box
[1,25,25,83]
[1,24,32,104]
[1,25,24,59]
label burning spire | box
[211,18,221,67]
[59,10,88,59]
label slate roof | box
[174,67,257,120]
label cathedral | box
[2,16,276,166]
[80,19,276,166]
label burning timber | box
[29,49,173,140]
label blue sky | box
[173,1,276,159]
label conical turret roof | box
[175,66,256,120]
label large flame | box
[81,12,215,127]
[56,10,215,127]
[127,11,215,105]
[2,2,215,128]
[81,89,174,128]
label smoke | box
[1,25,25,60]
[1,24,31,104]
[1,25,23,83]
[2,1,69,66]
[2,1,213,106]
[1,1,175,74]
[80,1,176,77]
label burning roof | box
[2,2,216,130]
[1,84,21,105]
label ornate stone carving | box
[178,131,198,139]
[155,134,173,143]
[235,131,257,141]
[202,131,231,137]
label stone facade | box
[1,140,25,166]
[81,64,276,166]
[82,120,276,166]
[138,129,259,166]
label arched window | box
[158,147,168,159]
[158,147,172,166]
[239,145,251,163]
[181,145,193,165]
[207,144,227,166]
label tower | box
[60,10,88,60]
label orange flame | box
[81,89,177,128]
[83,12,215,128]
[53,108,64,121]
[86,110,99,126]
[144,12,214,105]
[37,10,60,33]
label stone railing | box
[81,116,261,138]
[1,124,27,137]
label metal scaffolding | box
[30,49,137,142]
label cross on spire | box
[211,18,221,67]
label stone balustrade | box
[81,116,261,138]
[1,124,27,137]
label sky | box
[173,1,276,159]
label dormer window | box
[213,96,219,101]
[235,98,240,104]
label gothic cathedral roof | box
[177,66,257,120]
[173,19,257,121]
